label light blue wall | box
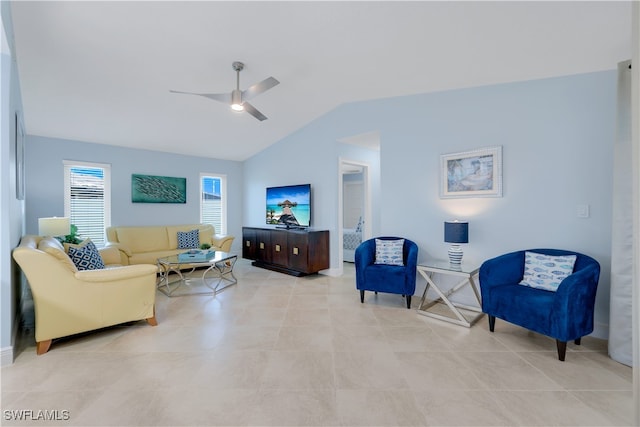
[25,136,244,253]
[243,108,383,271]
[243,71,616,338]
[1,2,26,363]
[376,72,614,266]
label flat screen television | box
[266,184,311,229]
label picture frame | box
[131,174,187,203]
[15,112,25,200]
[440,146,502,198]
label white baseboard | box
[320,267,342,277]
[1,346,14,366]
[2,306,25,366]
[591,321,609,340]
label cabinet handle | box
[259,242,265,249]
[245,240,250,247]
[275,244,281,252]
[292,247,299,255]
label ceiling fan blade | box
[242,102,268,121]
[242,77,280,101]
[169,90,230,103]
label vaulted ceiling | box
[10,1,632,161]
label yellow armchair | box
[12,236,158,355]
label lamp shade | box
[444,221,469,244]
[38,217,70,237]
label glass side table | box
[416,260,484,327]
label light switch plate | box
[576,204,590,218]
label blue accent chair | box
[479,249,600,361]
[355,237,419,309]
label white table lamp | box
[38,217,70,237]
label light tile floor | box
[1,260,634,426]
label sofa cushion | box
[129,250,179,266]
[115,227,170,253]
[519,251,577,292]
[66,239,105,271]
[38,237,78,273]
[177,229,200,249]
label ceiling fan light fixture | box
[170,61,278,121]
[231,89,244,111]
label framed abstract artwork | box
[132,174,187,203]
[440,146,502,198]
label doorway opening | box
[338,159,371,268]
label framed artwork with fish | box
[440,146,502,198]
[132,174,187,203]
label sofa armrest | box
[98,246,122,265]
[105,242,132,256]
[550,261,600,337]
[105,243,133,264]
[355,239,376,267]
[479,251,526,289]
[211,234,234,252]
[75,264,158,282]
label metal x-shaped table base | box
[416,264,483,327]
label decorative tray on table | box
[177,249,215,262]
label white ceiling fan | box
[170,61,279,121]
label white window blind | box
[64,161,111,247]
[200,174,226,234]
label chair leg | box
[574,337,581,345]
[406,295,411,309]
[360,290,365,303]
[488,315,495,332]
[556,340,567,361]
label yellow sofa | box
[12,236,158,355]
[105,224,234,265]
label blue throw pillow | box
[67,239,105,271]
[374,238,405,266]
[177,229,200,249]
[519,251,577,292]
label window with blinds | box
[64,161,111,247]
[200,174,226,234]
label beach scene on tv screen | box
[266,185,310,227]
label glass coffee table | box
[157,252,237,297]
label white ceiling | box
[10,1,632,161]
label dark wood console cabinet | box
[242,227,329,276]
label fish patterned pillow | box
[374,239,405,266]
[519,251,577,292]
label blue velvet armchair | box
[355,237,419,309]
[479,249,600,361]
